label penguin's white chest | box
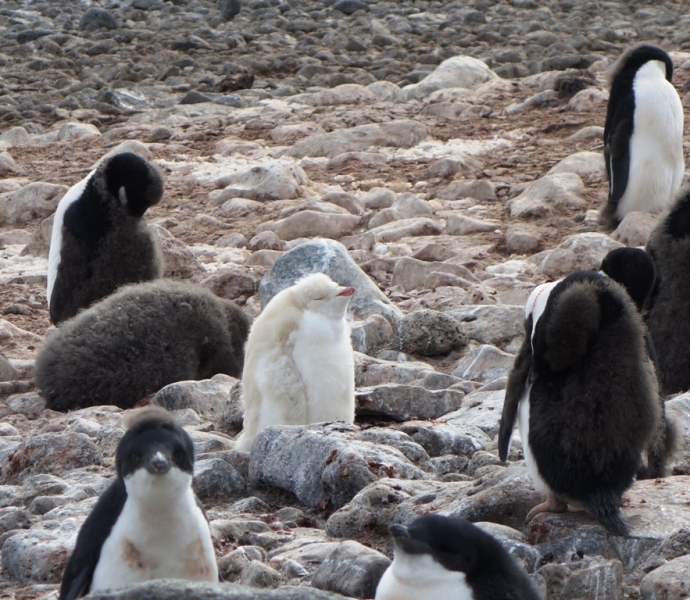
[90,473,217,592]
[517,386,550,495]
[290,309,355,423]
[618,61,684,216]
[375,553,474,600]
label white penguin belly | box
[46,170,96,305]
[291,311,355,424]
[90,486,217,592]
[617,66,684,218]
[375,554,474,600]
[517,386,550,495]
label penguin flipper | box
[498,327,532,462]
[58,481,127,600]
[601,118,632,228]
[584,489,629,536]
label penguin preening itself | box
[35,280,251,411]
[600,44,684,229]
[58,407,218,600]
[600,247,678,479]
[498,272,660,536]
[47,151,164,325]
[645,187,690,394]
[237,273,355,451]
[375,515,540,600]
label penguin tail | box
[585,490,629,536]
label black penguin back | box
[528,272,659,534]
[49,152,164,325]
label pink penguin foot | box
[526,495,568,523]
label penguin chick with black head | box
[237,272,355,451]
[47,151,164,325]
[58,407,218,600]
[645,186,690,394]
[600,247,678,479]
[375,515,540,600]
[600,44,684,229]
[498,271,660,536]
[35,280,251,411]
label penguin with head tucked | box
[237,272,355,451]
[35,280,251,411]
[645,187,690,394]
[375,515,540,600]
[498,271,660,535]
[600,44,684,230]
[47,151,164,325]
[58,407,218,600]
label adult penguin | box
[600,44,684,229]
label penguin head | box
[116,407,194,503]
[662,186,690,240]
[292,273,355,319]
[600,247,655,312]
[101,152,164,218]
[389,515,479,577]
[612,43,674,84]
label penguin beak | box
[145,451,171,475]
[338,286,355,297]
[389,524,410,539]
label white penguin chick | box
[237,273,355,451]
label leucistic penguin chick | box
[646,187,690,394]
[58,407,217,600]
[35,280,251,411]
[600,247,678,479]
[237,273,355,451]
[375,515,540,600]
[600,44,684,229]
[47,151,164,325]
[498,272,660,536]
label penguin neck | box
[123,468,195,517]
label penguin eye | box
[130,453,141,467]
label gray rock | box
[152,378,239,425]
[506,226,542,254]
[611,212,659,247]
[152,225,206,281]
[640,555,690,599]
[239,561,283,588]
[258,239,401,323]
[201,268,258,301]
[436,180,496,202]
[440,389,505,437]
[319,191,364,216]
[547,151,606,181]
[193,458,246,502]
[57,122,101,141]
[0,353,18,382]
[0,183,67,226]
[311,541,390,599]
[304,85,376,107]
[560,558,623,600]
[350,315,394,355]
[396,310,467,356]
[537,233,623,279]
[85,580,347,599]
[399,421,490,457]
[391,257,478,292]
[369,217,442,243]
[257,211,360,241]
[452,344,515,383]
[360,188,396,209]
[79,7,118,31]
[219,0,242,20]
[446,214,497,235]
[448,305,524,349]
[215,162,308,202]
[248,424,427,509]
[0,127,29,147]
[356,384,464,421]
[509,173,586,218]
[366,81,400,101]
[568,88,609,112]
[285,121,427,159]
[0,152,19,177]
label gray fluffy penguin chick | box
[646,186,690,394]
[58,407,217,600]
[237,273,355,451]
[600,44,684,229]
[35,280,251,411]
[47,151,164,325]
[498,272,660,536]
[375,515,541,600]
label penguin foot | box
[525,495,567,523]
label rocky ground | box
[2,0,690,598]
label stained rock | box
[350,314,394,356]
[311,541,390,599]
[440,388,505,437]
[355,384,463,421]
[537,233,623,279]
[640,555,690,600]
[151,378,240,425]
[258,238,401,323]
[248,424,428,509]
[391,256,477,292]
[399,421,490,457]
[452,344,515,383]
[509,173,586,218]
[215,162,308,202]
[447,305,524,349]
[257,211,360,242]
[611,212,658,247]
[396,310,467,356]
[0,183,67,226]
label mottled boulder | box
[215,162,308,202]
[641,555,690,600]
[396,310,467,356]
[193,458,246,502]
[537,233,623,279]
[508,173,586,218]
[0,183,67,226]
[355,384,464,421]
[399,421,490,457]
[151,377,240,426]
[440,389,505,437]
[259,238,401,323]
[391,257,478,292]
[547,151,606,181]
[448,305,524,349]
[248,424,428,509]
[611,212,658,247]
[257,211,360,241]
[452,344,515,382]
[79,7,118,30]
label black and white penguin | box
[600,248,678,479]
[58,407,218,600]
[47,151,164,325]
[35,280,251,411]
[375,515,540,600]
[645,187,690,394]
[600,44,684,229]
[498,272,660,535]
